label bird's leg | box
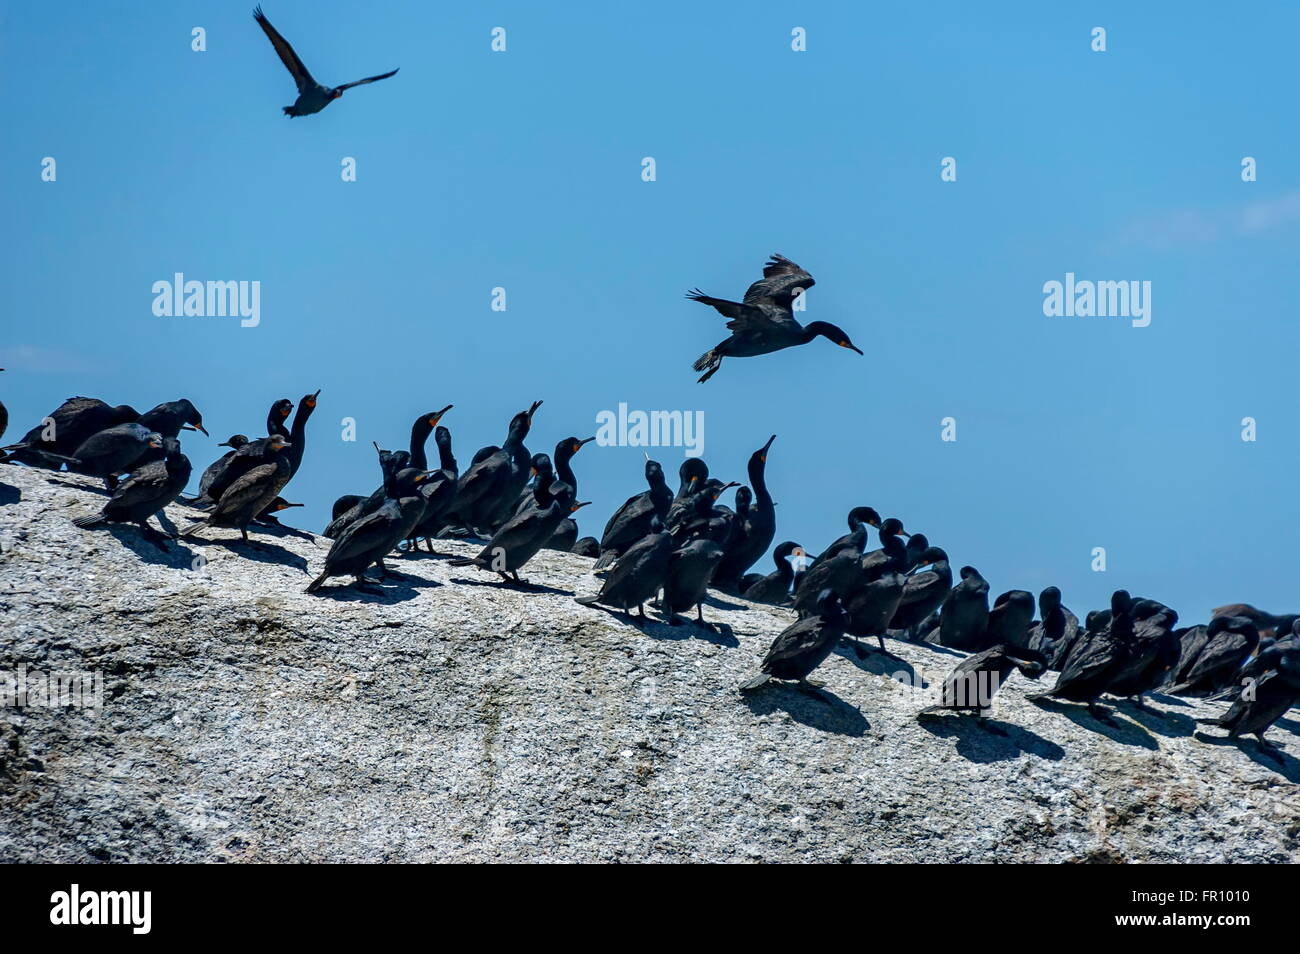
[352,575,384,595]
[695,604,713,631]
[375,558,392,579]
[877,634,887,653]
[138,521,170,552]
[636,604,646,619]
[424,537,434,554]
[844,635,868,659]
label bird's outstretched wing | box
[685,289,784,334]
[336,68,400,92]
[253,6,315,93]
[743,253,815,307]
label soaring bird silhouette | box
[253,6,399,118]
[688,254,861,383]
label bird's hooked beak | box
[182,423,209,436]
[574,436,596,453]
[306,389,321,407]
[415,471,434,483]
[571,501,592,512]
[527,400,543,420]
[275,441,292,451]
[148,438,163,450]
[839,341,864,355]
[275,501,304,511]
[429,404,454,426]
[898,530,911,539]
[760,433,776,461]
[218,439,236,448]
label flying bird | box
[253,6,399,117]
[688,254,862,383]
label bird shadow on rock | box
[307,579,426,604]
[0,481,19,506]
[448,576,575,597]
[102,525,201,568]
[702,593,747,611]
[44,477,111,495]
[917,713,1066,764]
[640,617,740,649]
[1192,731,1300,782]
[254,522,321,546]
[1148,691,1194,708]
[1274,715,1300,734]
[741,685,870,737]
[1031,698,1158,750]
[833,642,925,687]
[1113,699,1198,739]
[190,536,309,574]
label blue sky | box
[4,1,1299,623]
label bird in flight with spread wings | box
[253,6,399,118]
[686,254,862,383]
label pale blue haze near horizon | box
[4,1,1299,623]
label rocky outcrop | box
[0,464,1296,862]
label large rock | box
[0,464,1296,862]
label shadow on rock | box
[1114,698,1198,739]
[449,576,575,597]
[0,482,19,506]
[101,524,201,568]
[1193,731,1300,782]
[834,642,926,687]
[741,684,870,737]
[641,617,740,648]
[306,578,430,604]
[917,711,1066,763]
[1031,698,1158,750]
[188,536,309,573]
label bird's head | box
[806,321,863,355]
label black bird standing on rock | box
[923,565,991,651]
[920,645,1048,733]
[1166,616,1260,697]
[4,396,140,467]
[741,541,804,605]
[323,444,410,538]
[662,539,727,628]
[888,546,951,641]
[307,465,432,593]
[448,401,542,535]
[740,590,848,697]
[546,436,595,551]
[1105,600,1180,710]
[593,457,673,569]
[199,436,249,499]
[1026,586,1079,666]
[256,390,318,518]
[985,590,1036,651]
[1197,644,1300,760]
[714,435,777,592]
[450,482,589,586]
[72,436,191,550]
[253,5,399,118]
[181,435,293,544]
[64,424,163,491]
[577,517,674,620]
[407,424,460,552]
[1031,590,1135,722]
[688,255,862,383]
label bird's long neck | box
[409,424,431,470]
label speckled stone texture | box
[0,464,1296,862]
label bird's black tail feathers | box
[72,514,106,530]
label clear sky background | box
[4,1,1299,623]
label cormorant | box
[194,434,291,509]
[322,443,409,538]
[65,423,163,490]
[1196,644,1300,761]
[741,541,804,605]
[180,435,293,543]
[307,466,432,593]
[72,436,191,550]
[254,390,319,519]
[1166,616,1261,697]
[923,565,990,651]
[576,517,673,620]
[4,397,140,467]
[198,435,249,500]
[888,546,951,640]
[407,424,459,552]
[844,570,906,654]
[448,401,541,535]
[714,435,777,592]
[1105,599,1180,709]
[138,399,207,438]
[267,398,294,439]
[985,590,1036,651]
[739,590,847,696]
[1026,586,1079,666]
[920,645,1048,733]
[450,482,589,586]
[253,5,399,118]
[688,254,862,383]
[662,539,727,627]
[593,457,673,569]
[571,536,601,558]
[1031,590,1135,721]
[807,506,881,571]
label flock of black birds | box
[1,360,1298,766]
[1,9,1294,773]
